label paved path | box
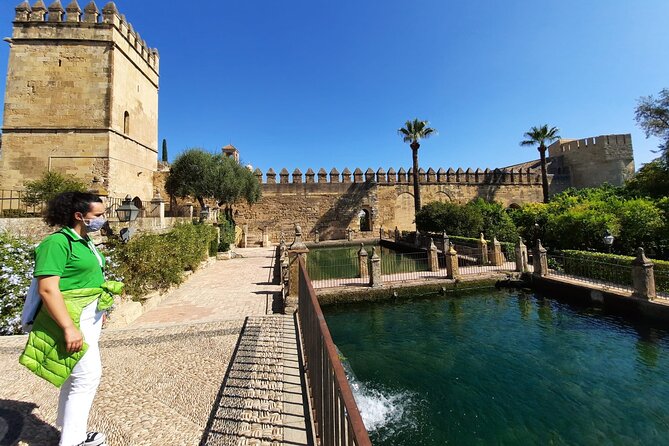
[0,247,312,446]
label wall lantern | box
[116,195,140,222]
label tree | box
[165,149,261,216]
[624,158,669,199]
[22,171,87,206]
[165,148,217,209]
[398,119,437,215]
[635,89,669,162]
[520,124,560,203]
[161,139,168,163]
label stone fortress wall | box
[547,134,634,188]
[0,1,159,199]
[232,166,548,245]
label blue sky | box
[1,0,667,174]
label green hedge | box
[108,223,217,297]
[558,250,669,294]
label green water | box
[307,245,428,280]
[325,290,669,445]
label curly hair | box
[44,191,103,227]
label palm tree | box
[520,124,560,203]
[398,119,437,215]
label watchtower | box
[0,1,160,199]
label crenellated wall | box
[547,134,634,188]
[0,1,159,199]
[231,166,548,245]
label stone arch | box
[434,191,453,203]
[394,192,415,231]
[508,202,521,210]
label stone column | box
[315,230,320,243]
[347,228,353,241]
[428,238,439,272]
[442,231,450,253]
[241,224,248,248]
[287,226,309,310]
[369,247,382,288]
[261,227,270,247]
[478,233,489,265]
[358,244,369,278]
[379,226,383,240]
[150,192,165,228]
[185,203,194,219]
[632,248,656,300]
[515,237,528,272]
[490,237,503,266]
[445,245,459,279]
[533,240,548,277]
[394,226,400,242]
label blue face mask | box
[83,216,107,233]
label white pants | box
[57,300,104,446]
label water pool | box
[325,290,669,445]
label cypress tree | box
[161,139,168,162]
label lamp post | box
[116,195,139,242]
[603,230,614,253]
[199,206,210,222]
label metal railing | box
[297,257,372,446]
[655,268,669,299]
[0,189,45,217]
[546,254,634,293]
[308,259,367,289]
[380,250,434,281]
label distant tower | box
[0,1,160,199]
[222,144,240,163]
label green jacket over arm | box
[19,281,123,387]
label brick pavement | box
[0,247,312,446]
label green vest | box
[19,281,123,387]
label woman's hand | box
[63,325,84,353]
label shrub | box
[218,217,236,252]
[22,171,87,206]
[109,223,217,297]
[0,232,35,335]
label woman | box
[21,191,117,446]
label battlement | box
[12,1,159,72]
[548,133,631,158]
[252,166,542,186]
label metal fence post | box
[632,247,656,300]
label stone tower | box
[0,1,160,199]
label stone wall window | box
[123,111,130,134]
[359,209,371,232]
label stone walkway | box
[0,247,312,446]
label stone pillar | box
[490,237,503,266]
[445,246,459,279]
[185,203,194,219]
[358,244,369,278]
[347,228,353,241]
[478,233,489,265]
[261,227,270,247]
[379,226,383,240]
[428,238,439,272]
[632,248,656,300]
[533,239,548,277]
[150,192,165,228]
[241,224,248,248]
[442,231,450,253]
[515,237,529,273]
[287,225,309,309]
[315,230,320,243]
[369,247,382,288]
[394,226,400,243]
